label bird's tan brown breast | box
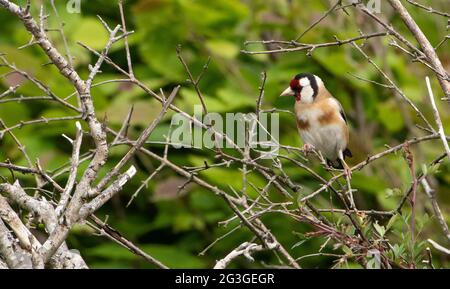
[294,102,312,131]
[317,100,349,143]
[297,118,310,130]
[295,97,348,138]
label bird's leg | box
[339,151,356,209]
[343,161,352,179]
[339,154,352,179]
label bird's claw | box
[344,166,352,179]
[302,143,314,154]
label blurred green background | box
[0,0,449,268]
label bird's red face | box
[289,78,302,101]
[280,73,319,104]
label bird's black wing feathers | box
[335,99,347,123]
[340,110,347,123]
[327,148,353,169]
[344,148,352,158]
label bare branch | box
[93,85,180,194]
[406,0,450,18]
[214,242,266,269]
[243,32,388,55]
[428,239,450,255]
[425,76,450,161]
[89,215,169,269]
[388,0,450,101]
[295,0,343,41]
[55,122,83,217]
[118,0,134,78]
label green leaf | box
[391,244,405,260]
[386,214,398,232]
[373,221,386,237]
[342,245,353,256]
[366,257,380,269]
[291,239,307,249]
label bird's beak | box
[280,86,295,97]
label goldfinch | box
[280,73,352,176]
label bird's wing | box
[332,98,347,123]
[330,98,352,158]
[317,88,348,123]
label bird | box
[280,73,352,177]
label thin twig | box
[425,76,450,161]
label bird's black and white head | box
[280,73,323,104]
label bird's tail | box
[327,159,343,169]
[343,148,353,158]
[327,148,352,169]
